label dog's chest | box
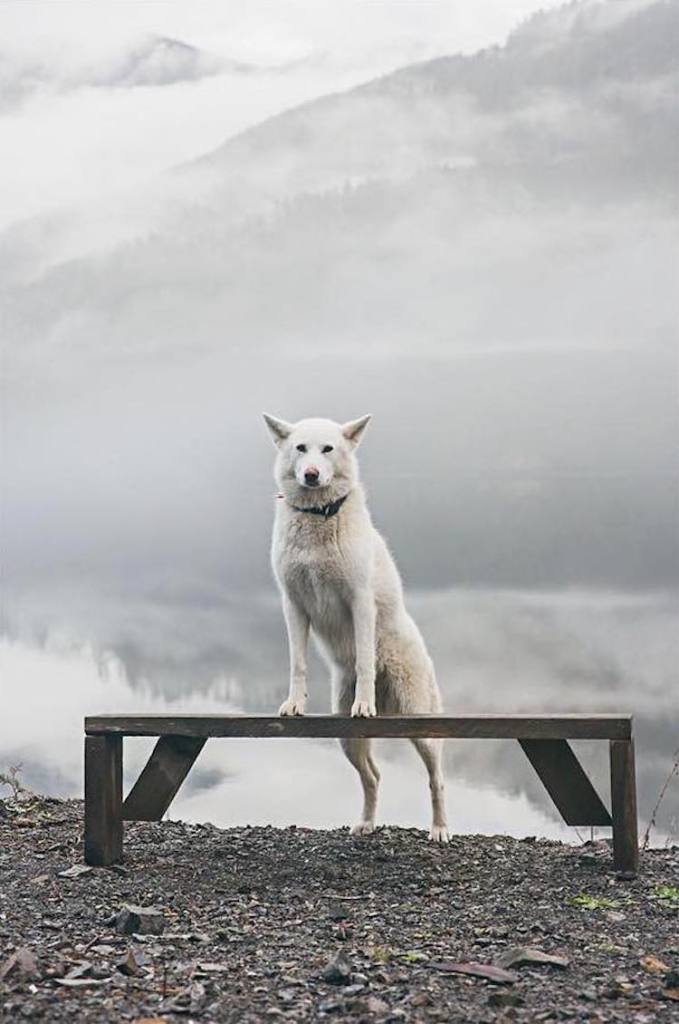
[275,521,355,618]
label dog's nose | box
[304,466,320,485]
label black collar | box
[290,493,349,519]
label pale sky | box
[0,0,565,227]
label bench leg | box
[84,735,123,866]
[609,738,639,876]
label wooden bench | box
[84,714,638,874]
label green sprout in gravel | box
[652,885,679,905]
[568,894,620,910]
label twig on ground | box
[642,747,679,851]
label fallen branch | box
[642,747,679,851]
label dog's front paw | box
[278,697,306,716]
[429,825,450,844]
[351,699,377,718]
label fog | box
[1,0,677,839]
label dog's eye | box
[321,445,334,454]
[296,444,307,453]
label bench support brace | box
[122,736,206,822]
[519,738,611,827]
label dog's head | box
[263,414,371,504]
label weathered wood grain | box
[84,734,122,866]
[85,713,632,740]
[519,738,612,826]
[82,713,639,874]
[610,738,639,875]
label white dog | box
[263,413,449,842]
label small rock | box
[321,953,352,985]
[278,987,298,1002]
[488,991,524,1008]
[58,864,92,879]
[196,962,230,974]
[603,978,633,999]
[91,964,112,980]
[116,949,144,977]
[114,904,165,936]
[327,904,349,921]
[497,947,569,970]
[44,962,67,979]
[365,995,389,1013]
[63,961,92,981]
[341,983,365,996]
[0,948,39,982]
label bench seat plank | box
[85,713,632,741]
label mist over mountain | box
[0,34,267,111]
[3,0,678,601]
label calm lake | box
[2,584,677,844]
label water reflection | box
[1,587,677,843]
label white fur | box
[263,413,449,842]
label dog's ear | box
[263,413,293,446]
[341,414,371,446]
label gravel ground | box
[1,794,678,1023]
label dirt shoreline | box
[1,795,677,1022]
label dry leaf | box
[431,961,518,984]
[639,954,670,975]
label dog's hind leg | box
[333,668,381,835]
[340,738,380,835]
[410,738,449,843]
